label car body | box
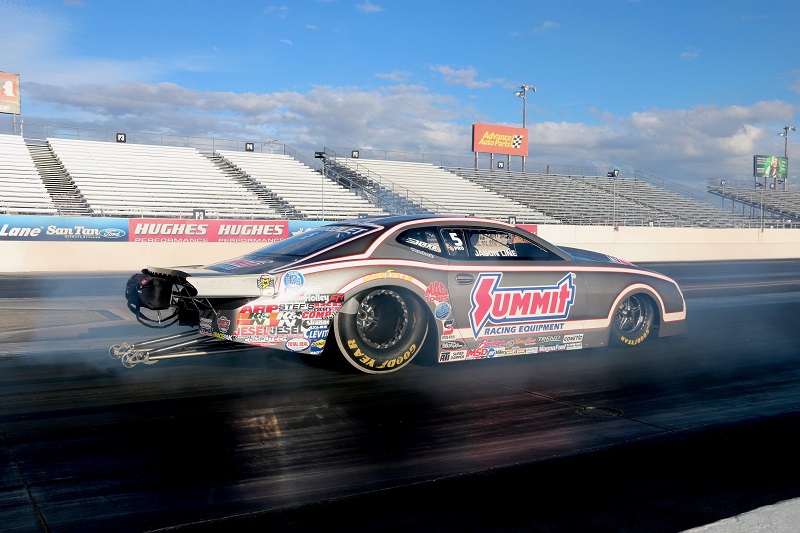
[121,215,686,373]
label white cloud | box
[356,0,383,14]
[432,66,492,89]
[681,47,700,60]
[532,21,560,34]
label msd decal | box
[469,272,576,338]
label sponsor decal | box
[408,247,435,258]
[565,342,583,350]
[480,322,565,336]
[361,270,413,283]
[440,340,465,350]
[405,237,441,252]
[425,281,449,303]
[442,319,454,336]
[443,320,453,333]
[563,333,584,343]
[99,228,126,238]
[217,315,231,333]
[285,338,311,352]
[539,344,568,353]
[304,328,329,340]
[309,339,326,355]
[467,347,489,359]
[469,272,575,338]
[282,270,305,289]
[538,335,562,344]
[435,302,452,320]
[439,350,467,362]
[258,275,274,295]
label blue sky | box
[3,0,799,188]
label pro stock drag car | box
[112,215,687,373]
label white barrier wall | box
[2,225,800,273]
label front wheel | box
[334,287,428,374]
[611,293,654,346]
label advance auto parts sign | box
[0,215,128,241]
[472,123,529,157]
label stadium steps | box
[204,152,301,219]
[324,157,433,215]
[25,139,91,216]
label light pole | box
[778,126,794,191]
[514,84,535,172]
[779,126,795,158]
[608,169,619,228]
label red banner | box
[129,219,289,243]
[472,123,528,157]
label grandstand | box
[46,138,281,219]
[0,124,788,227]
[216,150,386,220]
[327,156,559,224]
[708,179,800,224]
[455,168,754,228]
[0,133,57,215]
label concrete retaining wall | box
[2,225,799,273]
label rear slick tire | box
[611,293,654,346]
[334,287,428,374]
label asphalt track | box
[2,259,800,532]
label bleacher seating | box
[457,168,754,228]
[216,150,386,220]
[707,180,800,223]
[47,138,280,219]
[330,158,558,224]
[0,134,57,215]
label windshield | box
[243,224,374,259]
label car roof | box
[345,214,515,230]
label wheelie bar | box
[109,330,259,368]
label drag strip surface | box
[1,260,800,532]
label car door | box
[441,226,589,359]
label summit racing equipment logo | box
[469,272,576,338]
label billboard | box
[128,219,289,243]
[472,123,528,157]
[0,72,21,115]
[753,155,788,180]
[0,215,128,241]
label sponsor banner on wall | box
[472,123,528,157]
[0,72,21,115]
[0,215,128,241]
[128,218,289,243]
[753,155,788,180]
[515,223,538,235]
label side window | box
[439,228,468,258]
[467,229,560,260]
[396,227,443,256]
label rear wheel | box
[611,293,654,346]
[334,287,428,374]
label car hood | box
[559,246,635,266]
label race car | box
[113,215,686,373]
